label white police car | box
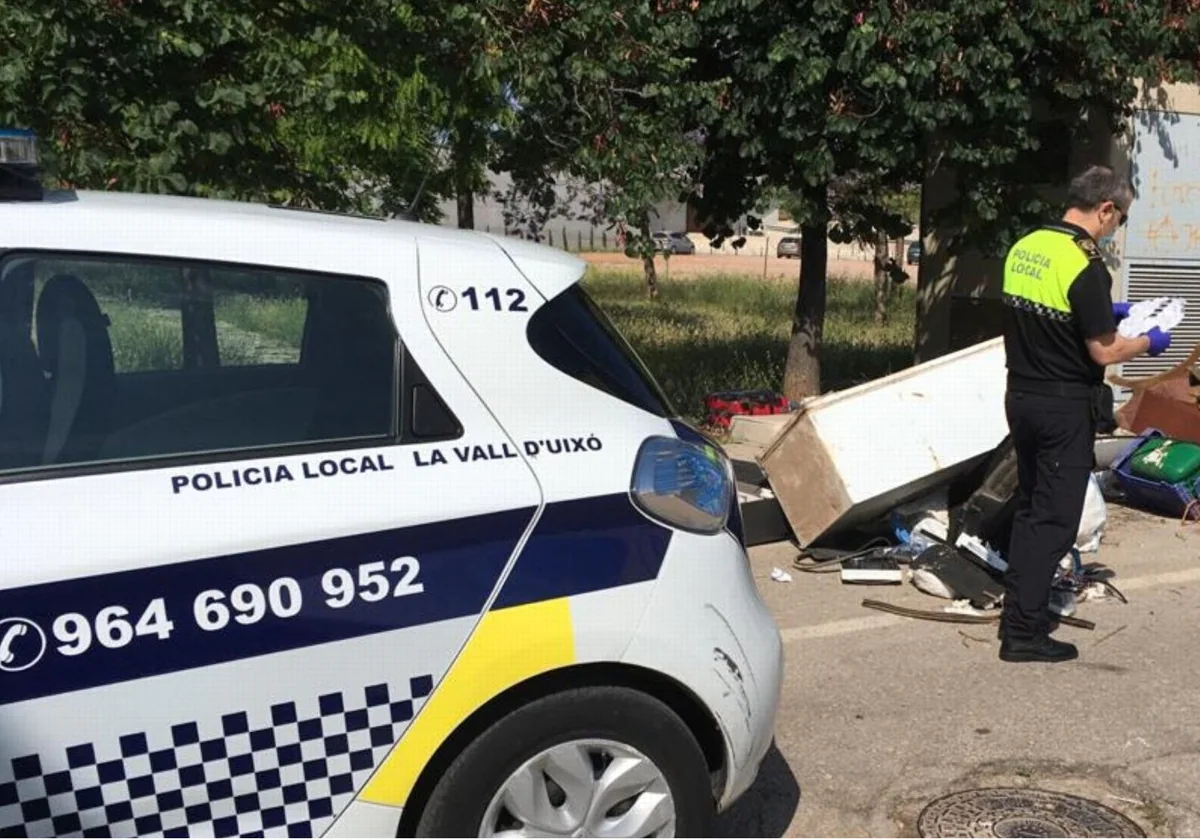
[0,130,783,838]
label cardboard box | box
[1116,377,1200,445]
[759,337,1010,547]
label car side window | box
[0,252,412,475]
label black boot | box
[999,634,1078,663]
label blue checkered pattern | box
[0,675,434,838]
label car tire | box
[414,686,715,838]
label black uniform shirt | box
[1002,222,1117,387]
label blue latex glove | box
[1113,302,1132,322]
[1147,326,1172,357]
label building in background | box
[435,170,688,251]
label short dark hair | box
[1066,165,1134,213]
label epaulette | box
[1072,234,1102,261]
[1041,223,1103,260]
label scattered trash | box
[892,489,951,530]
[1111,429,1200,521]
[727,334,1186,641]
[861,598,1097,631]
[955,532,1008,574]
[1111,342,1200,445]
[944,599,993,618]
[770,567,793,583]
[957,629,991,645]
[839,552,903,585]
[1094,624,1129,647]
[909,544,1005,609]
[1049,589,1078,618]
[912,566,955,600]
[1095,434,1139,471]
[759,337,1009,547]
[1076,473,1108,553]
[704,389,798,431]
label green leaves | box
[3,0,1196,261]
[0,0,443,215]
[691,0,1200,258]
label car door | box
[0,246,541,837]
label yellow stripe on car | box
[359,597,576,807]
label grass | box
[582,269,917,421]
[99,294,304,372]
[101,300,185,372]
[214,294,307,351]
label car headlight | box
[630,436,733,534]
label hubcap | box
[479,739,676,838]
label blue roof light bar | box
[0,129,38,167]
[0,128,43,201]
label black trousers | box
[1001,389,1096,640]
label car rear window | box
[526,284,675,418]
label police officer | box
[999,165,1170,663]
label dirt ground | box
[581,251,891,282]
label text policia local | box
[171,454,396,494]
[168,436,605,494]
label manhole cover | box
[917,788,1146,838]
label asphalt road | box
[718,503,1200,837]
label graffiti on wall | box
[1127,110,1200,260]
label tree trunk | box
[456,186,474,229]
[641,253,659,298]
[639,217,659,298]
[782,220,828,400]
[874,230,890,325]
[181,267,219,369]
[454,125,475,230]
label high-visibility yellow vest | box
[1002,225,1096,320]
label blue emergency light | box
[0,128,43,201]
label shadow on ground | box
[716,742,802,837]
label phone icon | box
[0,619,45,672]
[0,623,26,666]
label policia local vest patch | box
[1001,222,1117,390]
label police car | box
[0,129,783,838]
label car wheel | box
[414,686,714,838]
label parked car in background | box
[776,236,802,259]
[907,240,921,265]
[653,231,697,255]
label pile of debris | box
[726,335,1200,633]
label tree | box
[826,176,917,325]
[691,0,1200,399]
[406,1,523,230]
[486,0,712,296]
[0,0,444,216]
[689,0,927,398]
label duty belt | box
[1006,374,1096,401]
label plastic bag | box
[1118,296,1187,339]
[1075,472,1107,553]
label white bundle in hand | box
[1118,296,1187,338]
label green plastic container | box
[1129,437,1200,484]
